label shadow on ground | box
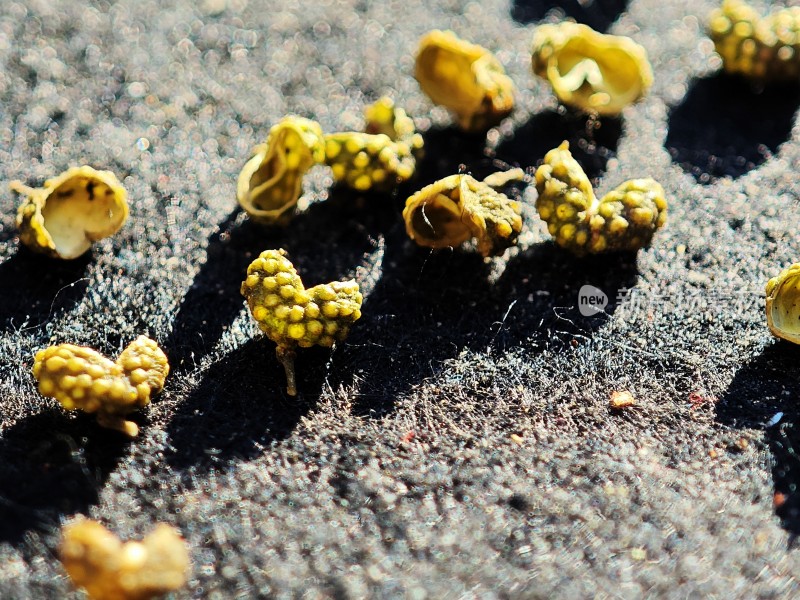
[411,126,495,185]
[161,119,636,469]
[494,109,622,180]
[0,248,91,334]
[666,73,800,183]
[163,336,327,470]
[163,188,396,373]
[0,409,130,545]
[162,184,398,469]
[718,343,800,541]
[511,0,629,32]
[165,114,623,377]
[336,232,640,419]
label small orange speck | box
[610,390,636,409]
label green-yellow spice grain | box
[324,97,424,192]
[33,336,169,437]
[708,0,800,81]
[241,249,363,396]
[534,141,667,255]
[60,518,189,600]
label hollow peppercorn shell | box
[59,517,189,600]
[415,30,515,132]
[32,336,170,437]
[10,166,128,260]
[766,263,800,345]
[708,0,800,81]
[402,169,525,257]
[241,249,363,395]
[531,22,653,116]
[237,116,325,224]
[534,141,667,256]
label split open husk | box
[531,22,653,116]
[766,263,800,344]
[402,169,524,257]
[11,166,128,259]
[237,116,325,224]
[415,30,515,132]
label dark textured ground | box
[1,0,800,597]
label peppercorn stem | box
[96,412,139,437]
[8,181,37,197]
[276,345,297,396]
[482,168,526,189]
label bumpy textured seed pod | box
[60,518,189,600]
[324,97,424,191]
[402,169,525,257]
[531,22,653,116]
[766,263,800,344]
[10,166,128,259]
[363,96,421,144]
[237,116,326,224]
[708,0,800,81]
[535,142,667,255]
[32,336,170,437]
[415,30,515,132]
[241,249,363,396]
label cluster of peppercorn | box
[237,97,425,226]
